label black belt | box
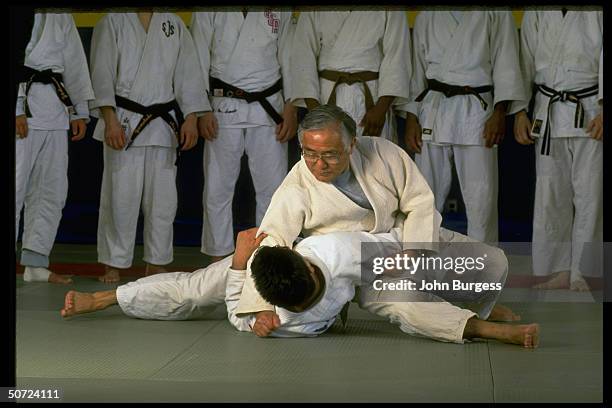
[22,66,74,118]
[415,78,493,111]
[534,83,599,156]
[209,77,284,124]
[115,95,184,159]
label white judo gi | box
[190,11,294,256]
[235,136,442,314]
[90,13,208,269]
[514,11,603,280]
[117,229,508,344]
[15,13,94,276]
[291,11,411,142]
[401,11,526,243]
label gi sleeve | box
[378,11,411,100]
[174,18,210,115]
[380,141,441,251]
[89,15,119,117]
[189,12,214,107]
[234,183,309,315]
[489,11,527,114]
[225,268,256,332]
[16,91,26,117]
[510,11,538,114]
[290,12,321,107]
[60,14,95,119]
[278,11,295,102]
[395,13,427,117]
[598,47,603,104]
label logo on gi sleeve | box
[162,20,175,37]
[264,10,279,33]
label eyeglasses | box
[301,150,344,164]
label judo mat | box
[14,245,603,403]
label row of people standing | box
[15,9,602,289]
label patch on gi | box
[264,10,279,33]
[531,119,543,135]
[162,20,175,37]
[422,128,432,135]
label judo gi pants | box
[532,137,603,280]
[201,125,288,256]
[97,144,177,269]
[116,255,232,320]
[358,228,508,344]
[416,143,498,243]
[16,129,68,267]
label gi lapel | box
[223,12,257,82]
[119,13,161,140]
[350,140,386,233]
[126,12,154,102]
[324,11,353,57]
[436,11,476,78]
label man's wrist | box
[494,101,509,113]
[231,261,246,270]
[376,95,395,111]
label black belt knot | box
[115,95,184,163]
[534,83,599,155]
[22,66,74,118]
[415,78,493,111]
[209,77,284,124]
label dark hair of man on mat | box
[251,246,326,313]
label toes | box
[65,291,74,308]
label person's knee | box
[485,247,508,284]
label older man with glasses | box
[233,104,447,334]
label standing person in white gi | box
[513,10,603,290]
[15,12,94,284]
[291,10,411,142]
[403,10,526,243]
[190,9,297,262]
[90,12,207,283]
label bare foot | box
[533,271,569,290]
[60,289,117,318]
[48,272,73,285]
[145,263,167,276]
[488,304,521,322]
[99,268,120,283]
[60,291,97,317]
[504,323,540,348]
[570,276,590,292]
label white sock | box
[23,266,52,282]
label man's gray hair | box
[297,104,356,150]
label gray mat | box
[14,275,603,402]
